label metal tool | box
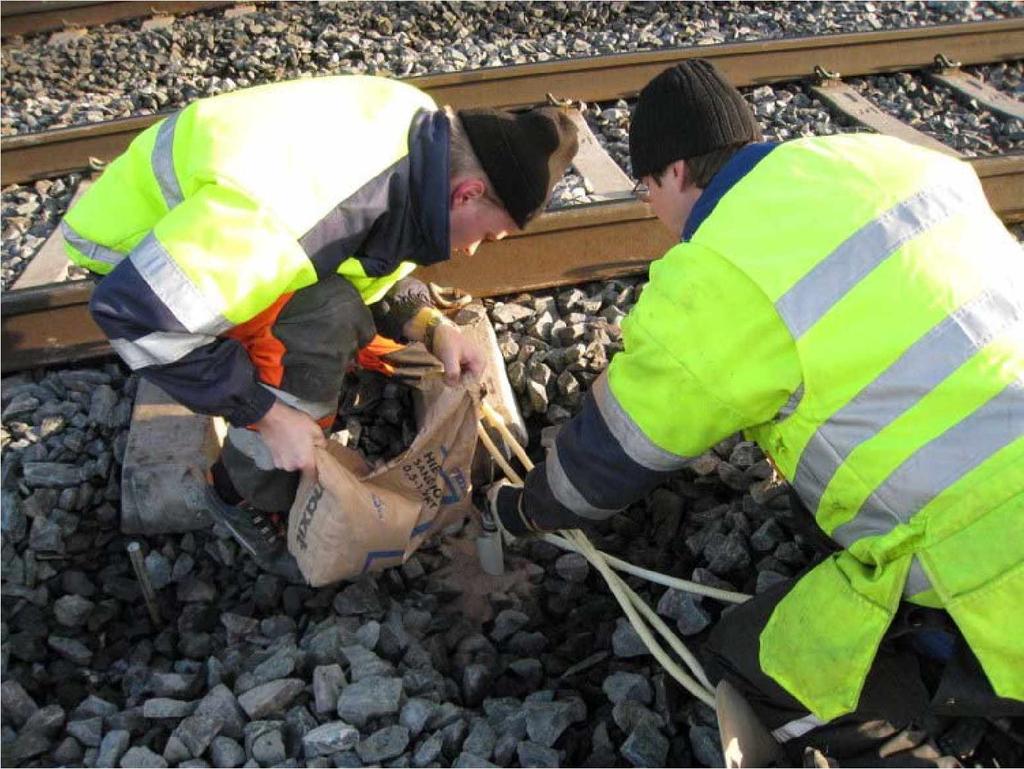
[475,506,505,576]
[127,541,162,626]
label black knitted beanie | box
[629,59,762,179]
[458,106,579,228]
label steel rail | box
[4,147,1022,374]
[0,1,230,39]
[972,155,1024,222]
[2,281,108,372]
[428,153,1024,296]
[0,202,671,373]
[3,21,1023,372]
[3,19,1022,185]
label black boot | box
[203,486,305,583]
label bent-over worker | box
[488,59,1023,765]
[64,75,579,574]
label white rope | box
[561,527,716,706]
[563,527,714,691]
[542,532,749,605]
[475,403,756,707]
[480,401,533,469]
[475,422,522,485]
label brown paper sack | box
[288,379,478,587]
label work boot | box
[257,546,306,584]
[205,462,303,581]
[204,486,287,562]
[204,487,306,583]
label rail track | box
[3,20,1023,373]
[5,20,1023,185]
[0,1,231,39]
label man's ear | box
[451,177,487,209]
[668,159,690,191]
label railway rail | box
[5,19,1023,185]
[3,20,1023,373]
[0,1,231,39]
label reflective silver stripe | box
[153,112,184,209]
[770,713,826,743]
[794,287,1024,514]
[109,332,214,370]
[905,556,932,598]
[546,440,621,520]
[131,233,229,335]
[777,383,804,421]
[834,378,1024,545]
[61,220,125,266]
[776,183,971,340]
[592,373,689,472]
[260,384,335,420]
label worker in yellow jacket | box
[489,59,1022,764]
[64,75,578,573]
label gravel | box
[10,392,818,769]
[1,174,89,289]
[3,8,1024,768]
[603,672,653,706]
[846,66,1024,156]
[3,2,1022,136]
[968,60,1024,99]
[333,370,419,464]
[3,3,1023,288]
[302,720,359,757]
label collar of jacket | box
[406,108,451,266]
[681,142,778,242]
[299,108,452,279]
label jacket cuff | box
[496,485,533,536]
[371,278,433,340]
[521,460,597,532]
[226,381,276,428]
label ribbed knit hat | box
[629,59,762,179]
[458,106,579,228]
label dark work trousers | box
[704,576,1024,767]
[217,275,376,513]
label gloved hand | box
[485,479,537,537]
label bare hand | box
[253,400,326,473]
[433,323,485,386]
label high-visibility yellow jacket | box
[63,76,449,426]
[514,134,1023,719]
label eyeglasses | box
[632,179,651,202]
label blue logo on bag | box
[437,445,467,505]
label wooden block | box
[223,4,255,18]
[141,15,175,31]
[47,27,86,45]
[924,69,1024,122]
[12,180,92,290]
[567,110,635,201]
[121,379,226,535]
[810,81,961,157]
